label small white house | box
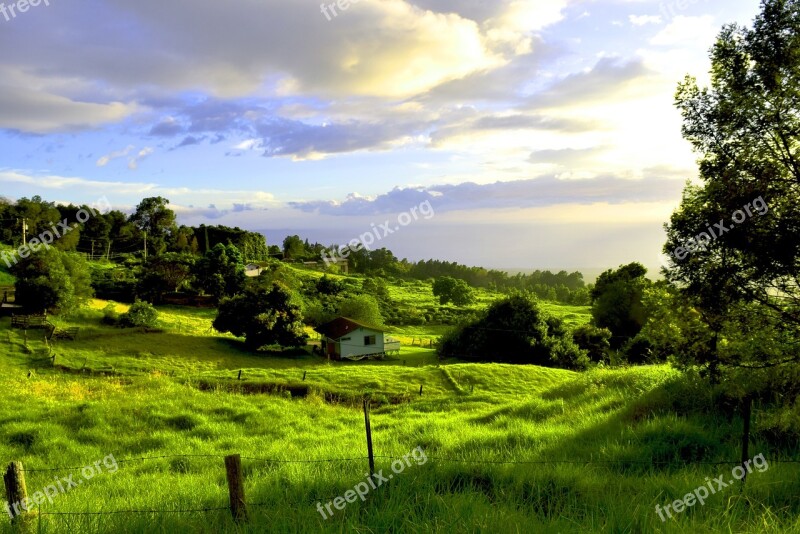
[315,317,400,361]
[245,263,263,277]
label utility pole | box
[18,218,27,245]
[106,240,112,261]
[143,231,147,260]
[91,239,95,261]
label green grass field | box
[0,299,797,533]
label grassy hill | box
[0,299,797,533]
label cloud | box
[149,117,184,136]
[0,82,137,134]
[528,146,608,166]
[128,147,154,170]
[527,57,656,110]
[0,0,549,101]
[630,15,662,26]
[650,16,717,46]
[97,145,135,167]
[173,135,205,149]
[289,173,686,215]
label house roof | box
[315,317,385,340]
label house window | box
[364,335,376,346]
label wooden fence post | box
[741,395,753,484]
[4,461,30,526]
[419,385,423,396]
[363,400,375,477]
[302,371,307,381]
[224,454,248,523]
[237,370,242,381]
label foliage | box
[432,276,475,306]
[213,283,308,350]
[188,224,269,260]
[100,302,119,325]
[439,292,588,369]
[137,253,196,303]
[129,197,177,256]
[193,244,246,302]
[572,324,612,363]
[591,263,649,348]
[316,274,345,296]
[282,235,306,260]
[666,0,800,377]
[338,295,384,327]
[11,248,93,314]
[119,300,159,328]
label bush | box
[572,324,612,363]
[438,292,587,370]
[101,302,120,326]
[119,300,159,328]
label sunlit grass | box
[0,296,796,533]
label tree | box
[438,292,588,369]
[282,235,305,260]
[432,276,475,306]
[193,244,246,302]
[213,283,308,350]
[572,324,612,364]
[129,197,177,256]
[137,253,195,303]
[12,248,93,314]
[119,301,159,328]
[338,295,384,326]
[316,274,344,295]
[590,263,649,348]
[666,0,800,377]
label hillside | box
[0,298,796,533]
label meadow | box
[0,286,797,533]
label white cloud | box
[97,145,135,167]
[650,15,717,46]
[629,15,662,26]
[128,147,154,170]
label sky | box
[0,0,763,272]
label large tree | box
[590,263,649,348]
[666,0,800,375]
[438,292,588,370]
[193,243,246,302]
[129,197,177,256]
[432,276,475,306]
[338,295,384,326]
[12,248,93,314]
[213,283,307,350]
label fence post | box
[363,400,375,477]
[237,370,242,381]
[740,394,753,484]
[419,385,423,396]
[224,454,248,523]
[302,371,307,381]
[4,461,31,527]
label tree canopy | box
[665,0,800,377]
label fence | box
[4,399,799,527]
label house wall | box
[337,327,385,359]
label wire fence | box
[7,451,799,519]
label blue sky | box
[0,0,762,270]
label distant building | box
[315,317,400,361]
[245,263,263,277]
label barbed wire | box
[19,452,800,473]
[12,452,799,519]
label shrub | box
[101,302,120,326]
[119,300,159,328]
[439,292,587,370]
[572,324,612,363]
